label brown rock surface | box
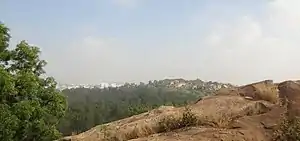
[59,80,300,141]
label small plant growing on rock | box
[274,98,300,141]
[274,115,300,141]
[157,106,200,133]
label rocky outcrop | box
[60,80,300,141]
[214,80,279,103]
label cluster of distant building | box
[56,79,233,92]
[57,83,123,90]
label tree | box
[0,23,67,141]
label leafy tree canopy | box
[0,23,66,141]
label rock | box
[238,80,278,103]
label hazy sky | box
[1,0,300,85]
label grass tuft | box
[157,106,200,133]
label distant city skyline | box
[1,0,300,85]
[56,78,233,91]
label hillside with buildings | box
[58,79,233,91]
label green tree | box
[0,23,67,141]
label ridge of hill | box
[58,79,234,91]
[60,79,300,141]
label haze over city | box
[1,0,300,85]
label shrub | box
[257,87,278,104]
[274,98,300,141]
[157,106,200,132]
[274,115,300,141]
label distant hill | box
[146,78,233,91]
[58,78,234,91]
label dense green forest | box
[57,80,232,136]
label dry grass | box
[256,85,279,104]
[97,96,272,141]
[157,106,201,133]
[201,112,234,128]
[101,105,236,141]
[240,81,279,104]
[102,126,118,141]
[123,125,156,140]
[124,126,142,140]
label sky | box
[1,0,300,85]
